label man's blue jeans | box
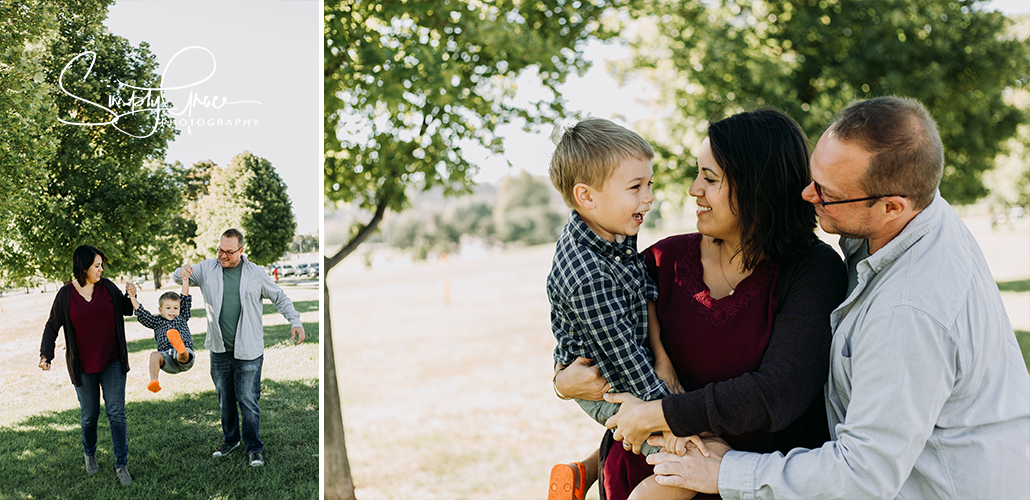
[74,360,128,468]
[210,351,263,454]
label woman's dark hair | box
[708,108,817,269]
[72,245,108,287]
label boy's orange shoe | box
[147,380,161,393]
[166,329,187,356]
[548,462,586,500]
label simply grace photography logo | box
[57,46,262,137]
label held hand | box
[646,436,730,494]
[39,356,50,371]
[180,264,193,280]
[604,391,663,455]
[125,281,137,298]
[292,326,305,344]
[654,359,685,395]
[554,357,611,401]
[649,431,711,457]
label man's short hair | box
[548,117,654,209]
[72,245,107,287]
[221,228,245,247]
[829,96,943,209]
[159,291,180,307]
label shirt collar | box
[839,191,944,274]
[566,210,639,258]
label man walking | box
[175,228,305,467]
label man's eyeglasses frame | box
[813,182,907,207]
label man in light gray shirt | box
[174,228,305,468]
[645,96,1030,499]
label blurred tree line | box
[370,171,573,261]
[0,0,296,289]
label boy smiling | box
[129,266,195,393]
[546,118,681,499]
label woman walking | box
[39,245,136,486]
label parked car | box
[279,264,297,277]
[306,262,320,277]
[296,263,310,276]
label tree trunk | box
[153,265,163,289]
[324,278,356,500]
[322,195,390,499]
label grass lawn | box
[0,280,319,499]
[1017,330,1030,372]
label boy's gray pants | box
[576,397,661,456]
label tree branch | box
[325,195,388,271]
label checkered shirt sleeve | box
[549,215,668,401]
[564,274,668,400]
[135,295,194,352]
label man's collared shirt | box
[548,211,667,401]
[173,255,301,361]
[719,194,1030,499]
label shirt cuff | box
[719,450,761,500]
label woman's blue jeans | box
[74,360,128,468]
[210,351,264,454]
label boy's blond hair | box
[159,291,180,308]
[548,118,654,209]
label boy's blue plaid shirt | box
[135,294,194,352]
[547,211,669,401]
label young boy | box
[546,118,701,499]
[129,266,195,393]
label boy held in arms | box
[129,266,195,393]
[546,118,705,500]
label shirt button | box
[614,256,621,262]
[625,249,632,255]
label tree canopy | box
[193,151,296,267]
[1,0,180,283]
[324,0,629,267]
[617,0,1029,204]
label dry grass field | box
[328,213,1029,500]
[0,278,320,429]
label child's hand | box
[655,359,684,394]
[659,431,711,457]
[126,281,137,298]
[180,264,193,280]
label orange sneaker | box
[548,462,586,500]
[147,380,161,392]
[166,329,187,356]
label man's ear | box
[881,195,909,220]
[573,183,595,210]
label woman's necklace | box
[73,281,95,302]
[718,247,741,296]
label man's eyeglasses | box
[813,182,906,207]
[218,247,242,256]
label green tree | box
[495,171,564,245]
[0,0,179,282]
[620,0,1030,204]
[323,1,628,497]
[290,234,319,254]
[193,152,296,266]
[143,160,213,288]
[0,0,57,237]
